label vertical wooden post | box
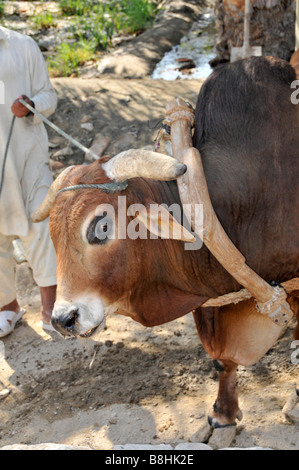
[296,0,299,51]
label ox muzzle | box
[51,296,106,338]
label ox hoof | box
[283,388,299,424]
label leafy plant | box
[121,0,158,33]
[31,0,159,77]
[33,12,58,30]
[70,3,124,50]
[47,40,95,77]
[59,0,95,16]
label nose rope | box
[19,99,101,161]
[16,100,129,195]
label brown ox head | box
[33,150,204,339]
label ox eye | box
[86,213,113,245]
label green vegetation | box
[47,40,95,77]
[38,0,159,77]
[59,0,97,16]
[1,0,159,77]
[121,0,158,33]
[33,12,58,30]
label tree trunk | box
[212,0,296,65]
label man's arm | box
[11,95,34,118]
[11,38,57,123]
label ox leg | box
[206,360,242,449]
[209,359,242,427]
[193,307,243,426]
[193,307,243,448]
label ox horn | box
[32,166,75,223]
[102,149,187,182]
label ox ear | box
[127,200,195,243]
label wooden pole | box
[296,0,299,51]
[165,97,293,326]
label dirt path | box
[48,76,203,167]
[0,76,298,450]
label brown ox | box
[34,56,299,446]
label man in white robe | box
[0,26,57,337]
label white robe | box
[0,26,57,237]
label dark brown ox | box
[34,56,299,445]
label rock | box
[48,141,60,149]
[0,444,91,451]
[113,444,174,450]
[81,122,94,132]
[220,447,273,450]
[285,403,299,424]
[85,133,111,162]
[176,58,196,71]
[175,443,212,450]
[38,35,57,52]
[4,2,60,17]
[283,390,299,423]
[97,0,202,78]
[52,145,74,159]
[109,418,118,425]
[81,115,91,124]
[0,389,11,401]
[50,159,67,171]
[190,421,213,443]
[208,426,237,450]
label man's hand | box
[11,95,34,118]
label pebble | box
[113,444,173,451]
[81,122,94,132]
[52,145,73,159]
[285,403,299,424]
[175,443,212,450]
[49,159,66,171]
[0,389,11,400]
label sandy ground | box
[0,263,298,450]
[0,75,298,450]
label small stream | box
[152,7,217,81]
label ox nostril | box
[52,307,79,335]
[63,308,78,330]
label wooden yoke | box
[165,97,294,327]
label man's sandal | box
[0,309,26,338]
